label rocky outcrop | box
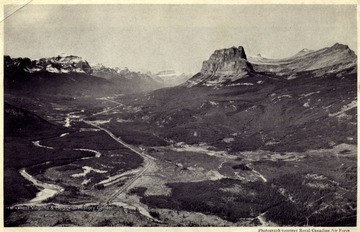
[200,46,254,76]
[186,46,254,87]
[4,54,92,74]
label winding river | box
[19,168,64,204]
[19,132,103,205]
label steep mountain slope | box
[5,70,114,97]
[4,102,62,137]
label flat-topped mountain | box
[200,46,254,75]
[186,46,254,87]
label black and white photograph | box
[3,2,358,228]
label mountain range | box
[4,54,192,95]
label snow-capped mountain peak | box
[5,55,92,74]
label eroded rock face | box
[200,46,254,76]
[186,46,254,87]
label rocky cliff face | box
[200,46,253,75]
[5,54,92,74]
[186,46,254,87]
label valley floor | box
[4,93,357,227]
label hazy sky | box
[4,4,357,74]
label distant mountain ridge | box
[156,70,192,87]
[92,63,159,82]
[91,63,164,91]
[91,63,129,78]
[248,43,356,74]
